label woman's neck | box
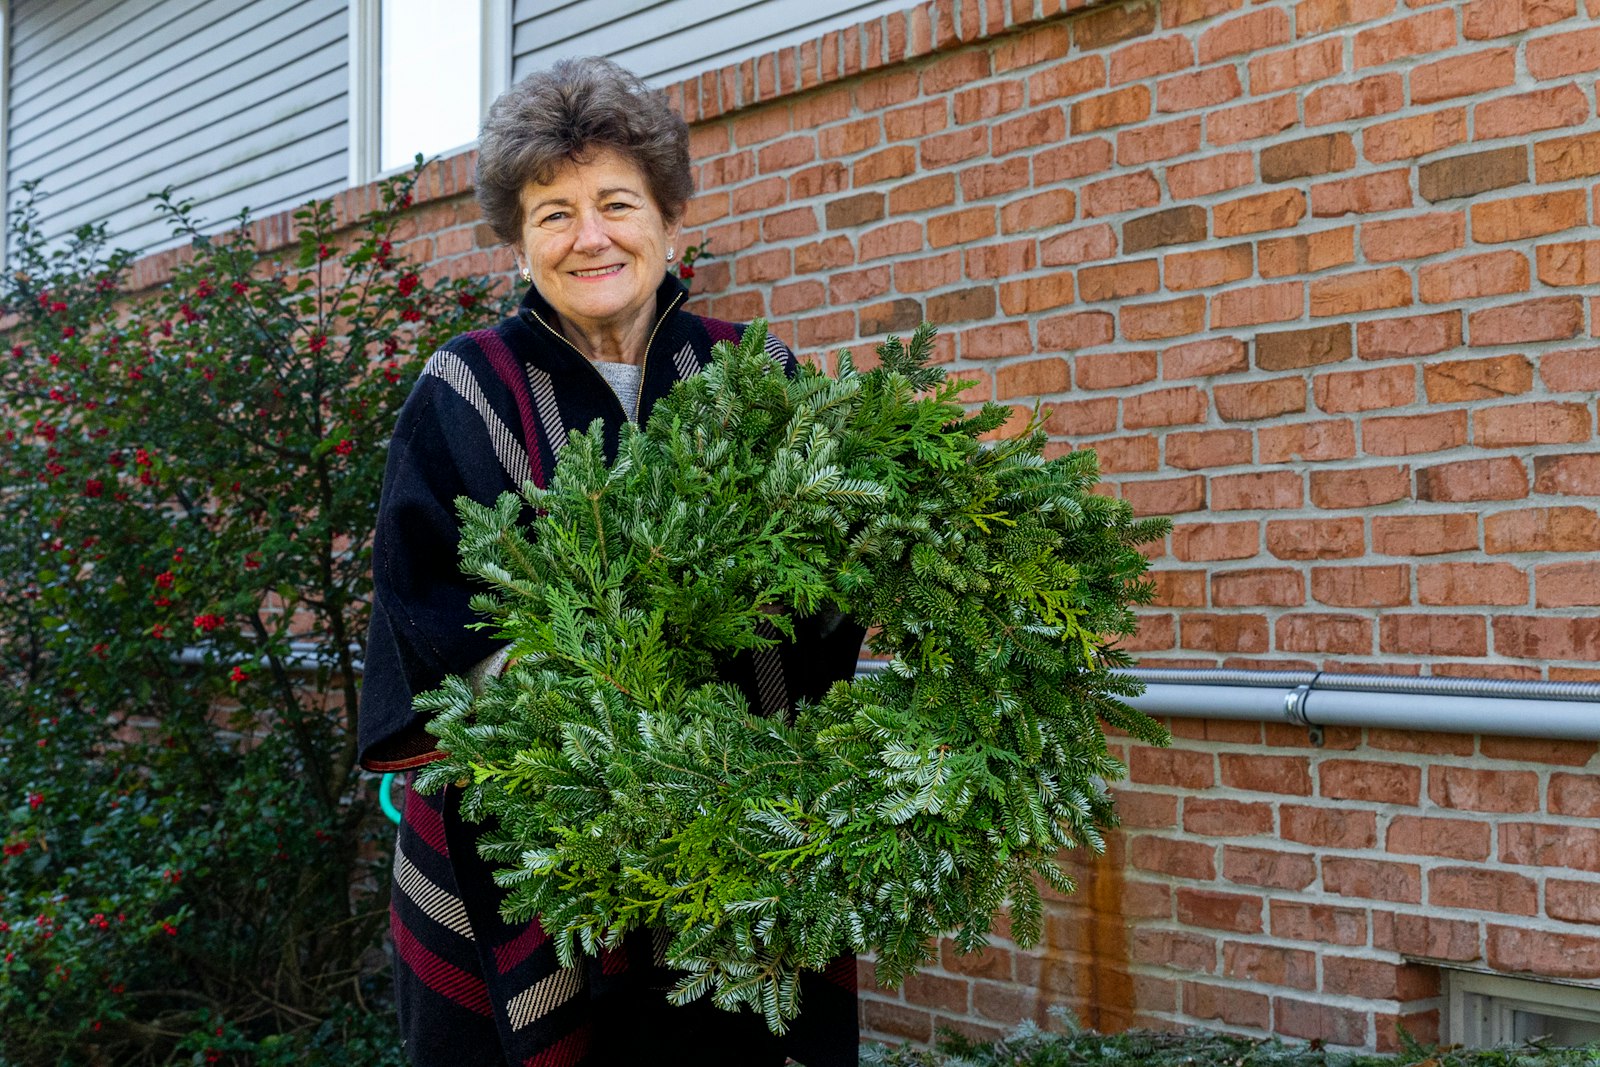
[556,306,656,365]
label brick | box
[1487,506,1600,553]
[1147,568,1207,607]
[828,265,891,304]
[1535,130,1600,182]
[859,298,923,336]
[1294,0,1396,37]
[960,158,1029,202]
[1181,612,1269,652]
[1092,434,1162,472]
[1305,73,1404,126]
[960,323,1032,361]
[1416,456,1529,503]
[888,173,955,215]
[1477,401,1592,447]
[1261,133,1356,183]
[1124,386,1208,429]
[1323,957,1439,1001]
[1276,613,1374,654]
[1364,109,1469,163]
[1381,613,1487,655]
[1077,261,1157,305]
[920,126,989,168]
[1427,870,1536,921]
[1481,735,1597,765]
[1028,54,1108,103]
[1208,94,1299,146]
[1355,9,1457,69]
[1536,347,1600,392]
[1162,245,1250,292]
[1430,766,1540,813]
[1183,797,1275,836]
[1124,206,1207,253]
[1249,37,1343,93]
[999,274,1075,316]
[1495,615,1600,661]
[1198,8,1291,63]
[1110,34,1195,84]
[1082,170,1162,218]
[999,190,1075,235]
[1309,564,1408,605]
[884,100,948,143]
[1323,857,1423,904]
[1210,471,1303,511]
[1039,309,1115,350]
[1270,901,1367,946]
[1215,377,1305,422]
[1130,746,1214,788]
[1418,145,1527,202]
[966,239,1036,280]
[1164,0,1243,27]
[1424,356,1535,407]
[1166,428,1251,469]
[953,82,1024,126]
[1388,815,1491,860]
[1164,338,1247,379]
[1212,568,1304,606]
[1171,521,1260,561]
[1266,519,1365,562]
[1463,0,1579,40]
[1074,0,1158,51]
[1548,879,1600,925]
[1418,250,1530,304]
[1535,453,1600,495]
[1166,151,1253,201]
[902,970,969,1014]
[1123,475,1206,515]
[1361,215,1465,268]
[1538,241,1600,287]
[820,116,882,157]
[1176,888,1265,933]
[1221,753,1312,795]
[1357,312,1461,361]
[1503,818,1600,871]
[858,220,922,261]
[1553,773,1600,818]
[1313,365,1415,413]
[1282,805,1376,848]
[1311,268,1413,316]
[1040,223,1117,267]
[1120,612,1174,652]
[1258,227,1356,278]
[926,206,995,249]
[891,250,960,292]
[1225,942,1316,989]
[1389,914,1483,961]
[1419,561,1528,605]
[1469,297,1585,344]
[1312,169,1413,217]
[1537,560,1600,608]
[1223,847,1317,891]
[1473,190,1589,243]
[1362,410,1468,456]
[1259,420,1357,464]
[763,206,818,241]
[1412,49,1518,106]
[1123,296,1205,340]
[1071,85,1152,134]
[772,280,825,316]
[1215,190,1306,237]
[863,1000,933,1042]
[994,108,1068,156]
[1528,25,1600,78]
[1475,83,1591,140]
[794,235,854,273]
[1076,351,1158,391]
[1132,835,1217,879]
[1184,982,1271,1029]
[1211,282,1303,328]
[1320,759,1420,805]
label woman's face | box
[515,149,681,336]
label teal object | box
[379,772,402,825]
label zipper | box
[521,289,685,422]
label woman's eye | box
[540,211,567,224]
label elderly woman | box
[359,58,864,1066]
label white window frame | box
[1447,968,1600,1048]
[347,0,510,186]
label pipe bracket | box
[1284,684,1313,727]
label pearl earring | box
[666,247,675,262]
[520,266,532,282]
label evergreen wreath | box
[417,322,1171,1032]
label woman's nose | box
[572,212,611,253]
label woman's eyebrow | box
[527,196,574,214]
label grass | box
[861,1016,1600,1066]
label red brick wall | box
[115,0,1600,1050]
[655,0,1600,1049]
[671,0,1600,682]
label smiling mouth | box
[570,264,624,278]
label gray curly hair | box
[475,57,693,244]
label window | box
[349,0,509,184]
[1448,969,1600,1048]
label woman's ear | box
[666,217,684,258]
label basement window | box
[1448,969,1600,1048]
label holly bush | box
[0,166,508,1064]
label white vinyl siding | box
[8,0,347,254]
[513,0,921,86]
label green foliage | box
[420,320,1171,1033]
[864,1019,1600,1067]
[0,164,509,1064]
